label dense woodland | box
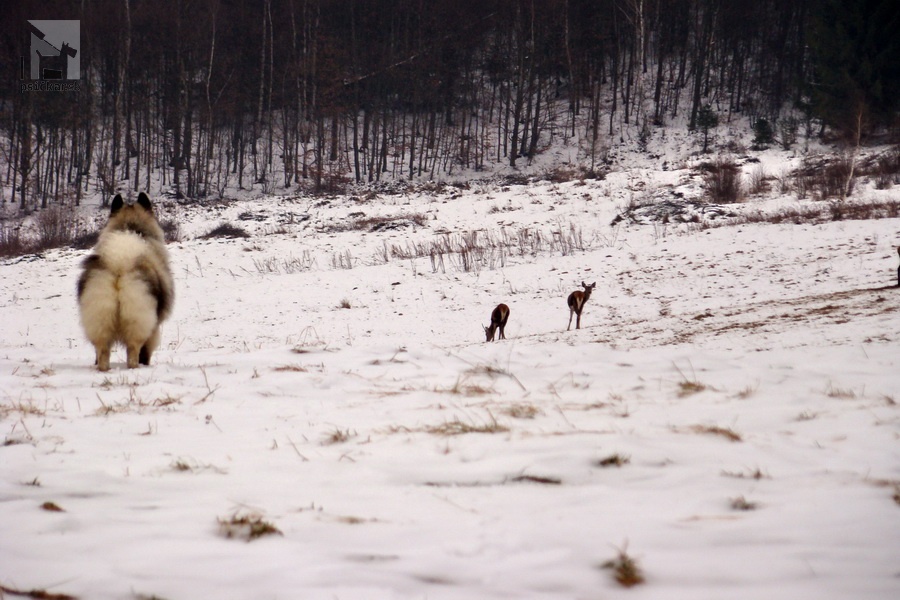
[1,0,898,210]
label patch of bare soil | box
[591,286,899,350]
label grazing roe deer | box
[484,303,510,342]
[567,281,596,330]
[896,246,900,287]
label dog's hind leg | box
[126,342,143,369]
[139,327,161,366]
[96,344,112,372]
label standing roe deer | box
[484,303,510,341]
[567,282,596,330]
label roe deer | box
[567,282,596,330]
[484,303,510,341]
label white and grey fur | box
[77,193,174,371]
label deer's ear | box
[590,282,596,287]
[110,194,124,215]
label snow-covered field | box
[1,159,899,599]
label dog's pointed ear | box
[137,192,153,212]
[110,194,124,214]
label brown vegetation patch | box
[596,453,631,468]
[0,584,78,600]
[199,222,250,239]
[600,546,646,588]
[218,513,282,541]
[689,425,742,442]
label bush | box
[70,229,100,250]
[818,157,854,199]
[159,217,181,242]
[34,204,84,250]
[752,118,775,149]
[298,170,351,197]
[0,204,100,258]
[778,117,799,150]
[702,158,743,203]
[869,147,900,190]
[200,223,250,239]
[539,165,606,183]
[792,155,856,200]
[696,104,719,152]
[0,223,26,258]
[747,165,769,196]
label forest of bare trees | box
[2,0,898,211]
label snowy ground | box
[1,166,899,599]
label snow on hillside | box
[1,162,899,599]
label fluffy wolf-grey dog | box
[77,192,174,371]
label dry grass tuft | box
[735,384,758,399]
[824,382,857,399]
[441,378,494,396]
[465,364,512,378]
[322,427,355,445]
[509,474,562,485]
[721,467,770,480]
[94,388,147,415]
[0,584,78,600]
[333,514,375,525]
[596,453,631,468]
[94,386,184,415]
[152,394,182,408]
[273,364,308,372]
[601,545,645,588]
[169,458,227,474]
[40,501,64,512]
[502,403,541,419]
[218,513,282,541]
[729,495,758,511]
[690,424,742,442]
[677,380,707,397]
[171,459,193,472]
[0,400,46,418]
[254,251,317,274]
[425,414,508,436]
[673,362,710,397]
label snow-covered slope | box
[1,173,899,599]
